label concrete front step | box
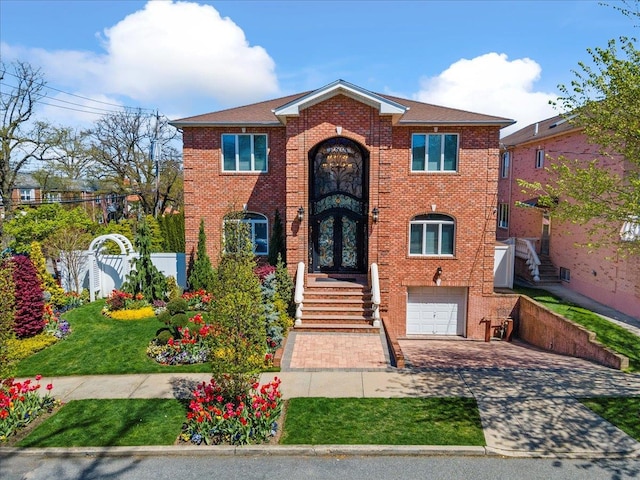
[294,323,380,334]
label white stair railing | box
[294,262,305,326]
[515,238,540,282]
[370,263,381,328]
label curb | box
[0,445,487,458]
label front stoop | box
[296,274,379,333]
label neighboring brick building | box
[498,114,640,320]
[171,80,515,343]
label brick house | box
[498,114,640,320]
[171,80,515,347]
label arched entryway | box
[309,137,368,273]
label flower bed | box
[108,307,156,320]
[0,376,57,442]
[147,313,211,364]
[181,376,282,445]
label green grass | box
[15,301,211,376]
[280,397,485,445]
[517,287,640,372]
[17,399,186,447]
[580,397,640,441]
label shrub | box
[122,219,167,302]
[29,241,66,308]
[268,208,286,266]
[11,255,45,338]
[0,376,57,442]
[166,276,182,301]
[0,259,16,379]
[147,313,212,365]
[182,376,282,445]
[105,290,133,311]
[188,219,215,292]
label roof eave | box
[398,120,516,127]
[169,121,283,128]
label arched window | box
[223,212,268,255]
[409,214,455,256]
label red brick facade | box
[175,81,513,342]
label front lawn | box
[580,397,640,441]
[517,287,640,372]
[280,397,485,445]
[17,399,185,447]
[15,301,211,377]
[14,397,486,447]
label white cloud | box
[414,53,559,136]
[5,1,279,123]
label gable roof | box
[170,80,515,129]
[501,113,579,147]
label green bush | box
[0,259,16,378]
[188,219,215,292]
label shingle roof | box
[501,113,579,147]
[170,81,514,128]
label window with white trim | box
[501,151,510,178]
[560,267,570,282]
[498,203,509,229]
[222,134,268,172]
[535,149,545,169]
[45,192,62,203]
[19,188,34,202]
[409,214,455,256]
[223,212,268,255]
[411,133,458,172]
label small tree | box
[159,211,185,253]
[0,258,16,378]
[188,219,215,291]
[11,255,45,338]
[47,226,92,294]
[122,218,167,302]
[268,209,286,265]
[207,219,266,398]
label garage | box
[406,287,467,335]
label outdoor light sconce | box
[372,207,379,223]
[434,266,443,286]
[297,206,305,222]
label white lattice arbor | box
[87,234,136,301]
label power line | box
[1,69,155,114]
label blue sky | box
[1,0,637,135]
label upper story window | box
[409,213,455,256]
[411,133,458,172]
[19,188,35,202]
[535,148,545,169]
[222,134,268,172]
[223,212,268,255]
[501,151,510,178]
[497,203,509,229]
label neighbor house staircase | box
[294,273,379,333]
[537,254,561,285]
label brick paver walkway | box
[287,332,388,369]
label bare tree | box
[43,126,93,179]
[46,226,92,293]
[0,61,48,228]
[88,109,181,217]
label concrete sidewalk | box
[32,359,640,459]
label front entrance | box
[309,137,368,273]
[540,212,551,255]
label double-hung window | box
[19,188,34,202]
[497,203,509,229]
[411,133,458,172]
[535,149,545,169]
[501,151,510,178]
[222,134,268,172]
[409,214,455,256]
[223,212,268,255]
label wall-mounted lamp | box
[372,207,379,223]
[434,266,443,286]
[297,206,305,222]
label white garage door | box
[406,287,467,335]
